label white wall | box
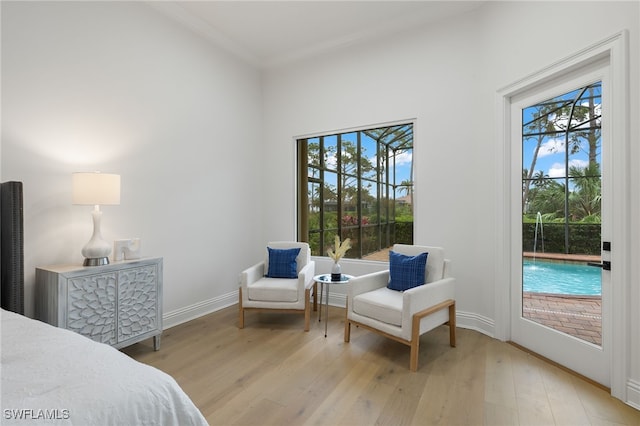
[262,1,639,406]
[1,1,265,322]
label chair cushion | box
[266,247,301,278]
[353,287,403,326]
[247,278,299,302]
[387,250,428,291]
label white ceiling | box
[149,1,485,68]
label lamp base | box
[81,208,111,267]
[83,257,109,267]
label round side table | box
[313,274,353,337]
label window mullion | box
[356,131,362,259]
[337,134,342,243]
[319,136,325,254]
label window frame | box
[297,121,414,259]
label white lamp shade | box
[72,172,120,205]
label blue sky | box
[307,127,413,201]
[331,131,412,198]
[522,87,601,181]
[523,135,597,180]
[342,132,412,181]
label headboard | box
[1,181,25,314]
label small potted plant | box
[327,235,351,281]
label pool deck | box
[523,292,601,346]
[362,248,602,346]
[523,251,601,263]
[364,250,601,263]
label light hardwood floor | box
[123,305,640,425]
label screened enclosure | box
[298,123,414,259]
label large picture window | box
[297,123,413,259]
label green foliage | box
[522,222,600,255]
[394,222,413,244]
[395,204,413,222]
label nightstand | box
[35,257,163,350]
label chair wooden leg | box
[410,319,421,371]
[410,308,424,371]
[238,288,244,329]
[410,339,419,372]
[344,320,351,342]
[449,301,456,347]
[344,298,351,342]
[313,282,318,311]
[304,288,311,332]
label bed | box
[1,309,208,425]
[0,182,208,425]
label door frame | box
[494,31,629,399]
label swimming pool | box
[523,259,601,296]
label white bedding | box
[0,309,208,425]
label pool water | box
[523,259,601,296]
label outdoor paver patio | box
[523,292,602,345]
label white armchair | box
[239,242,317,331]
[344,244,456,371]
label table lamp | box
[72,172,121,266]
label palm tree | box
[528,179,566,219]
[522,104,560,211]
[397,179,412,197]
[569,163,601,221]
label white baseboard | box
[163,291,238,329]
[627,379,640,410]
[326,292,347,308]
[455,311,495,339]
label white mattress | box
[0,309,208,425]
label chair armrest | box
[298,260,316,290]
[349,270,389,297]
[239,261,265,289]
[443,259,452,278]
[402,277,456,328]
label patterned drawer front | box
[67,273,117,345]
[117,265,158,342]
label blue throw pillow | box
[266,247,301,279]
[387,250,428,291]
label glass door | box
[511,64,611,387]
